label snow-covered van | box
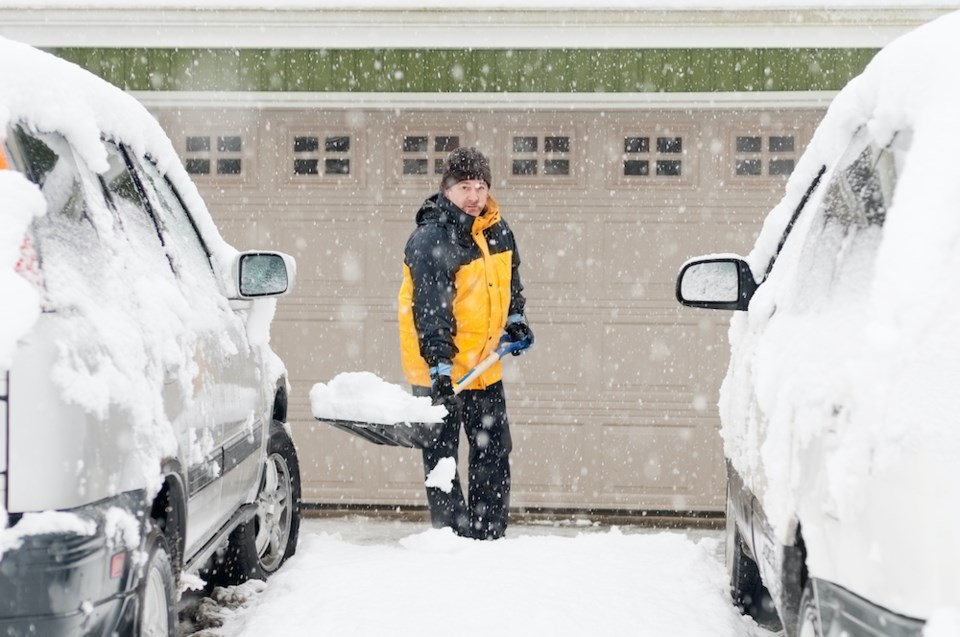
[0,38,301,636]
[676,11,960,637]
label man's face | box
[444,179,489,217]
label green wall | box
[51,48,877,93]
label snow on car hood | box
[720,10,960,619]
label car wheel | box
[137,526,177,637]
[254,424,301,574]
[725,489,782,631]
[211,423,301,585]
[796,582,822,637]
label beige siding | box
[153,101,822,513]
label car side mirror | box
[235,251,297,298]
[676,256,757,311]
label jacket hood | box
[415,192,469,226]
[415,192,501,243]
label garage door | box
[153,96,821,514]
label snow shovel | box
[315,335,532,449]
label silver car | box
[0,37,300,636]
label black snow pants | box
[413,381,512,540]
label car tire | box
[137,526,177,637]
[796,582,822,637]
[725,491,782,631]
[211,422,301,585]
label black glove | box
[503,319,534,356]
[430,374,462,412]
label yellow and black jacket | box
[399,192,525,390]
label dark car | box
[676,11,960,637]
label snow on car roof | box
[0,35,232,245]
[1,36,172,177]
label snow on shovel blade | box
[310,371,447,449]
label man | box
[398,146,533,540]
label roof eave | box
[0,7,952,49]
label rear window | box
[10,126,112,307]
[12,126,91,224]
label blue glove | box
[500,315,534,356]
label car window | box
[101,142,174,276]
[132,154,220,291]
[12,125,93,224]
[821,144,893,228]
[126,152,251,363]
[790,132,897,309]
[763,165,827,281]
[11,126,114,305]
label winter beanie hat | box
[440,147,492,190]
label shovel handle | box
[452,335,532,395]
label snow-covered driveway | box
[182,516,769,637]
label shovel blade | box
[318,418,443,449]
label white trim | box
[0,7,952,49]
[134,90,839,111]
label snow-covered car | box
[675,11,960,637]
[0,37,301,636]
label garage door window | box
[401,134,460,176]
[185,134,244,177]
[734,134,797,178]
[510,134,572,178]
[293,134,352,177]
[622,135,684,178]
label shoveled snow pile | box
[309,371,446,425]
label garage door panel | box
[271,317,344,380]
[512,422,599,508]
[503,318,589,389]
[377,449,429,499]
[293,413,369,503]
[596,423,723,509]
[283,219,371,286]
[274,318,367,382]
[512,220,588,287]
[212,218,262,252]
[601,220,715,290]
[601,320,692,388]
[670,316,733,396]
[377,219,413,284]
[291,397,429,506]
[373,315,407,382]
